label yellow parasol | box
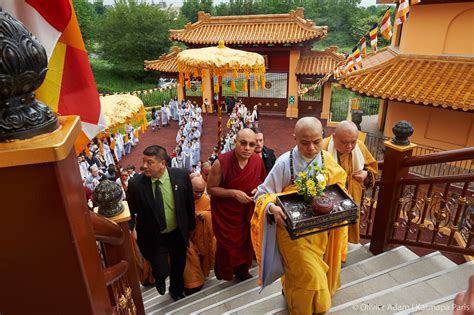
[176,40,266,151]
[99,94,147,175]
[100,94,147,135]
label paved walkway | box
[119,113,300,169]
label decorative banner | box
[352,46,362,68]
[396,0,410,25]
[360,36,367,57]
[3,0,107,154]
[345,56,356,73]
[369,23,379,53]
[380,8,393,40]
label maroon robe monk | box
[207,128,267,281]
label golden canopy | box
[100,94,146,134]
[176,40,266,92]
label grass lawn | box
[90,58,156,93]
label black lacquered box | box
[276,184,358,240]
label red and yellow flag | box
[380,8,393,41]
[360,36,367,57]
[396,0,410,25]
[369,23,379,53]
[3,0,107,154]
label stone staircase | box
[141,243,473,314]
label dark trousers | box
[147,228,187,295]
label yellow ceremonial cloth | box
[193,193,216,277]
[251,151,347,315]
[183,240,205,289]
[322,138,378,244]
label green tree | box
[93,0,107,15]
[96,0,183,81]
[180,0,214,23]
[72,0,96,52]
[215,0,263,16]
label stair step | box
[330,261,473,314]
[225,247,420,315]
[196,281,282,314]
[145,268,255,314]
[413,300,455,314]
[152,267,258,315]
[393,293,458,314]
[265,308,289,315]
[344,242,373,266]
[225,291,286,315]
[332,252,455,307]
[347,243,362,253]
[165,276,260,314]
[341,246,419,284]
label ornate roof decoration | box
[169,8,327,46]
[296,46,345,76]
[144,46,182,73]
[341,48,474,111]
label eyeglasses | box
[238,140,257,148]
[193,190,205,195]
[338,140,357,147]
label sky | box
[102,0,378,8]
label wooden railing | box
[368,135,474,259]
[90,210,144,315]
[364,133,474,179]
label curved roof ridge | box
[169,8,327,45]
[340,48,474,111]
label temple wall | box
[399,3,474,55]
[384,101,474,150]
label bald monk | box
[322,121,378,248]
[192,177,215,276]
[200,162,211,183]
[183,177,209,293]
[207,128,267,281]
[253,117,347,314]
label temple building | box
[145,8,344,123]
[340,1,474,150]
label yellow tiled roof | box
[169,8,327,46]
[341,48,474,111]
[296,47,345,76]
[144,47,181,73]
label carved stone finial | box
[392,120,414,146]
[93,180,124,217]
[0,11,58,141]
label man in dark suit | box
[252,127,277,175]
[127,145,195,301]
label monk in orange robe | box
[207,128,267,281]
[322,121,378,261]
[183,176,216,293]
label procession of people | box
[77,95,381,313]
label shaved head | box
[191,176,206,189]
[294,117,323,137]
[335,121,358,137]
[236,128,256,140]
[191,176,206,199]
[293,117,323,160]
[333,120,359,154]
[201,162,211,182]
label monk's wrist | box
[267,203,275,215]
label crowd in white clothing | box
[170,99,204,173]
[220,100,260,154]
